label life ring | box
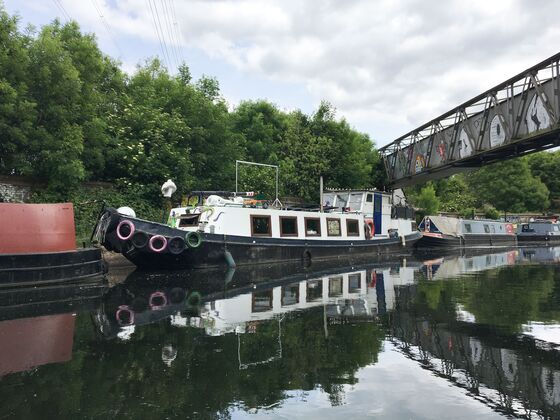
[185,231,203,248]
[116,220,135,241]
[149,235,168,253]
[167,236,186,254]
[149,291,168,310]
[116,305,134,326]
[365,220,375,239]
[131,230,149,248]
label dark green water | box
[1,246,560,419]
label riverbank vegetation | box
[1,5,558,239]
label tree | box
[435,175,476,213]
[0,8,35,176]
[416,183,440,216]
[526,151,560,200]
[467,159,549,213]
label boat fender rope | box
[116,220,135,241]
[116,305,134,326]
[185,231,203,248]
[168,236,186,254]
[149,291,168,310]
[149,235,168,253]
[131,230,149,248]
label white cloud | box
[47,0,560,143]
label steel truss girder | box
[380,51,560,187]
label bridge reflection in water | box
[1,247,560,418]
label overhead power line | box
[52,0,71,22]
[147,0,173,71]
[170,0,186,64]
[161,0,181,69]
[90,0,125,59]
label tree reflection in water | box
[1,248,560,418]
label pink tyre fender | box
[116,220,135,241]
[149,235,168,252]
[149,291,168,310]
[116,305,135,326]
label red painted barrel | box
[0,203,76,254]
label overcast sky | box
[4,0,560,147]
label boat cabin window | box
[327,218,341,236]
[251,215,272,236]
[366,193,373,203]
[348,273,361,293]
[522,224,534,232]
[280,216,298,237]
[348,193,363,211]
[554,225,560,232]
[346,219,360,236]
[483,224,490,233]
[329,276,343,297]
[306,280,323,301]
[305,217,321,236]
[281,283,299,306]
[464,223,472,233]
[178,214,200,227]
[491,225,496,233]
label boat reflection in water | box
[2,247,560,418]
[0,277,105,377]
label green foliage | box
[31,184,162,245]
[482,204,500,220]
[415,183,440,217]
[467,159,549,212]
[526,151,560,200]
[435,175,476,213]
[459,207,476,219]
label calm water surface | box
[2,246,560,419]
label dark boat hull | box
[517,234,560,243]
[0,248,105,287]
[97,210,422,270]
[417,233,517,248]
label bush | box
[31,183,163,246]
[459,207,476,219]
[482,204,500,220]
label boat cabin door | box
[373,193,382,236]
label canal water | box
[1,246,560,419]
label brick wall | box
[0,176,40,203]
[0,176,112,203]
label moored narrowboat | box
[0,203,105,287]
[93,189,421,270]
[517,221,560,242]
[417,215,516,248]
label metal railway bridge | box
[378,52,560,188]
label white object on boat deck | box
[117,206,136,218]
